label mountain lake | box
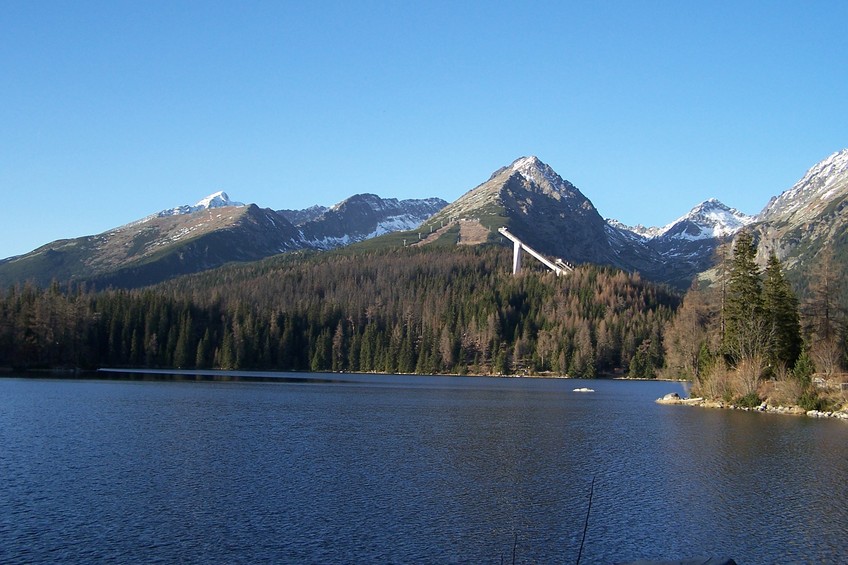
[1,372,846,563]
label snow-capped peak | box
[195,191,242,210]
[511,155,543,172]
[658,199,755,241]
[610,199,755,242]
[158,191,245,217]
[510,156,554,183]
[791,149,848,192]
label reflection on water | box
[1,373,846,563]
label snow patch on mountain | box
[158,191,245,217]
[372,214,429,234]
[305,213,432,250]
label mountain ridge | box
[0,193,446,288]
[749,148,848,274]
[2,149,847,290]
[609,198,756,242]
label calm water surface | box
[1,373,846,564]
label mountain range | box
[0,192,447,288]
[1,149,846,290]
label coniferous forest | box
[0,246,678,377]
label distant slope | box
[0,205,303,288]
[299,194,448,249]
[751,149,848,280]
[609,199,756,288]
[0,192,447,288]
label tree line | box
[0,246,678,377]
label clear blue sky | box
[2,1,846,260]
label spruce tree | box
[723,230,764,362]
[792,350,815,386]
[762,252,801,369]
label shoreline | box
[656,392,848,421]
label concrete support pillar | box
[512,240,522,274]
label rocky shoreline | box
[656,392,848,421]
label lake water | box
[1,373,846,564]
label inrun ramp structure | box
[498,227,574,276]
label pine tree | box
[195,329,212,369]
[331,320,346,372]
[173,311,194,368]
[721,230,770,399]
[792,350,815,386]
[311,328,331,372]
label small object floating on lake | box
[573,387,595,393]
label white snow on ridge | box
[792,149,848,193]
[760,149,848,220]
[511,156,541,172]
[195,191,244,210]
[510,156,568,194]
[375,214,427,233]
[158,191,245,217]
[606,219,661,239]
[304,214,426,250]
[608,199,755,242]
[662,199,755,241]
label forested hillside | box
[0,246,678,377]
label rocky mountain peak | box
[331,193,385,212]
[794,148,848,191]
[611,199,754,242]
[510,155,543,172]
[505,155,579,201]
[196,191,243,210]
[605,219,662,239]
[669,199,755,240]
[297,193,447,249]
[760,149,848,223]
